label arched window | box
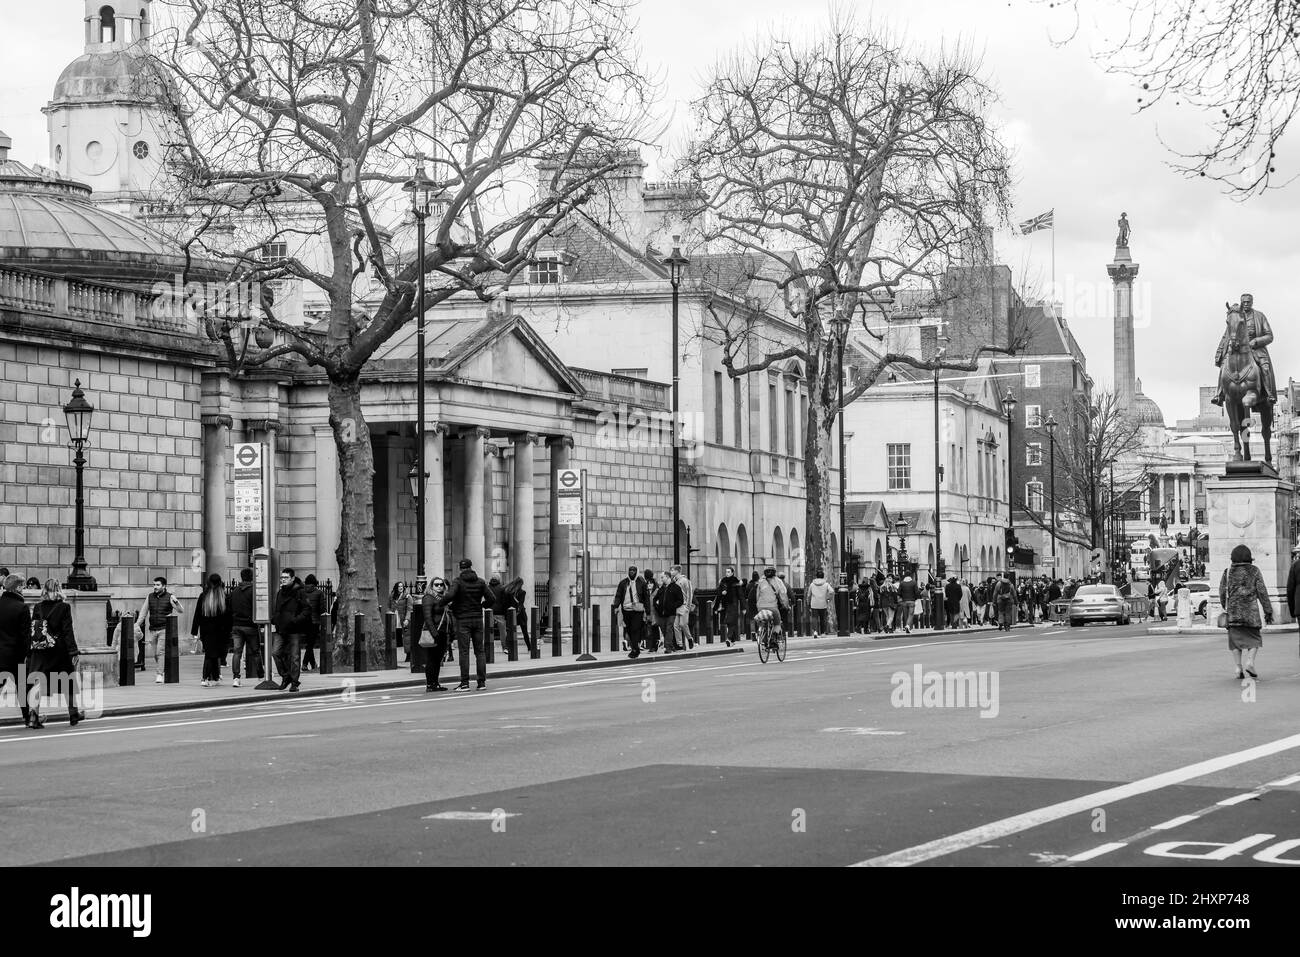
[789,528,802,586]
[717,523,731,577]
[927,543,935,572]
[736,524,750,577]
[772,527,785,576]
[140,1,150,38]
[100,6,117,43]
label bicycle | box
[754,611,787,664]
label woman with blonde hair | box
[28,579,83,728]
[191,573,233,687]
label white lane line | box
[1266,773,1300,787]
[1216,792,1264,807]
[1044,630,1066,636]
[851,730,1300,867]
[1150,814,1201,830]
[1064,842,1128,863]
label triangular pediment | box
[436,315,582,395]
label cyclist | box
[754,567,789,648]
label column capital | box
[546,434,575,450]
[201,414,234,429]
[245,417,281,433]
[427,422,450,437]
[516,431,541,446]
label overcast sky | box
[4,0,1297,424]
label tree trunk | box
[328,375,382,670]
[803,341,837,627]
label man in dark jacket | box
[614,565,651,658]
[443,559,495,691]
[0,574,32,725]
[271,569,310,691]
[1286,545,1300,626]
[715,567,742,647]
[299,575,327,672]
[656,572,685,653]
[229,568,261,685]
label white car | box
[1185,581,1210,618]
[1068,584,1132,626]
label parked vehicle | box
[1185,580,1210,618]
[1068,584,1132,626]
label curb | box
[1,644,747,727]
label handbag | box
[1216,611,1228,628]
[419,609,452,647]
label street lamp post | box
[402,155,441,586]
[663,237,689,565]
[1001,388,1018,570]
[895,518,910,577]
[63,380,97,591]
[1044,411,1057,565]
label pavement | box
[1,620,1043,725]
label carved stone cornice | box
[245,418,281,433]
[201,414,234,429]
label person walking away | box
[28,579,83,728]
[944,577,963,631]
[421,577,453,692]
[229,568,261,686]
[0,575,33,726]
[806,570,832,637]
[443,559,495,691]
[670,565,694,650]
[994,574,1016,631]
[191,574,233,687]
[487,576,514,658]
[1220,544,1274,680]
[896,574,918,633]
[503,577,531,655]
[755,568,789,640]
[271,569,309,692]
[744,571,761,642]
[299,575,327,672]
[614,566,650,658]
[959,579,973,627]
[1286,545,1300,645]
[716,566,743,646]
[136,576,184,684]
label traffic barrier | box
[352,612,365,672]
[609,605,619,653]
[1049,600,1069,623]
[118,613,135,686]
[551,605,562,657]
[164,616,179,683]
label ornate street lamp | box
[662,236,689,565]
[63,380,97,591]
[894,517,910,576]
[1001,388,1017,564]
[402,153,443,586]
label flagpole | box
[1050,212,1056,304]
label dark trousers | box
[273,632,301,685]
[719,606,739,642]
[201,641,223,681]
[456,617,486,685]
[811,608,829,633]
[231,625,262,678]
[622,610,645,651]
[2,653,31,724]
[425,631,450,687]
[301,628,318,669]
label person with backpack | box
[994,573,1017,631]
[28,579,83,729]
[443,558,496,691]
[754,568,789,640]
[191,574,233,687]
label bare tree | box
[682,16,1016,582]
[149,0,650,665]
[1039,0,1296,195]
[1017,391,1150,550]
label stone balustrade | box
[0,265,195,335]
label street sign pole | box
[578,468,594,661]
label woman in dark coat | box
[421,577,453,692]
[191,573,234,687]
[502,577,531,654]
[1219,544,1273,680]
[944,577,963,627]
[28,580,83,728]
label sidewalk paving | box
[2,621,1049,727]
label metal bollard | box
[409,604,425,674]
[530,608,541,659]
[571,604,582,656]
[592,605,601,653]
[164,616,179,683]
[353,612,365,672]
[484,609,495,664]
[704,599,714,644]
[610,605,619,653]
[384,612,396,670]
[506,609,518,661]
[551,605,562,657]
[118,613,135,686]
[319,617,333,675]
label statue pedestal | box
[1205,468,1295,624]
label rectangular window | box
[785,388,795,457]
[733,378,743,449]
[529,256,561,284]
[714,372,724,444]
[1026,481,1044,512]
[1025,404,1042,429]
[1026,443,1043,466]
[768,381,778,452]
[261,242,288,261]
[887,443,911,490]
[1024,365,1041,389]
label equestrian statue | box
[1214,295,1275,464]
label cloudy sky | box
[4,0,1297,424]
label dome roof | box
[1133,382,1165,427]
[50,47,177,107]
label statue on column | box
[1116,212,1131,247]
[1214,294,1276,463]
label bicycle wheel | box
[775,633,787,662]
[757,627,770,663]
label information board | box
[233,442,264,533]
[556,468,583,526]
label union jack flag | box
[1017,209,1053,234]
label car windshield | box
[1076,586,1116,597]
[1187,583,1208,591]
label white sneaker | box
[201,679,210,687]
[232,678,241,688]
[155,674,164,684]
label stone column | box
[423,425,448,579]
[484,441,502,577]
[463,427,488,573]
[547,436,575,610]
[1107,245,1140,412]
[313,426,341,586]
[201,414,232,576]
[513,433,539,591]
[1173,472,1182,527]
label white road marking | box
[851,730,1300,867]
[821,727,905,736]
[422,811,520,821]
[265,733,318,739]
[1044,630,1066,636]
[1064,842,1128,862]
[1150,814,1200,830]
[1267,773,1300,787]
[1216,792,1264,806]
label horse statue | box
[1218,302,1274,463]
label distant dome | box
[50,47,177,108]
[1133,386,1165,427]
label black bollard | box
[592,605,601,653]
[164,616,179,683]
[506,609,518,661]
[610,605,619,653]
[551,605,562,657]
[484,609,495,664]
[118,613,135,686]
[571,604,582,656]
[704,599,714,644]
[409,604,425,674]
[353,612,365,672]
[319,617,333,675]
[530,608,541,659]
[384,612,396,670]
